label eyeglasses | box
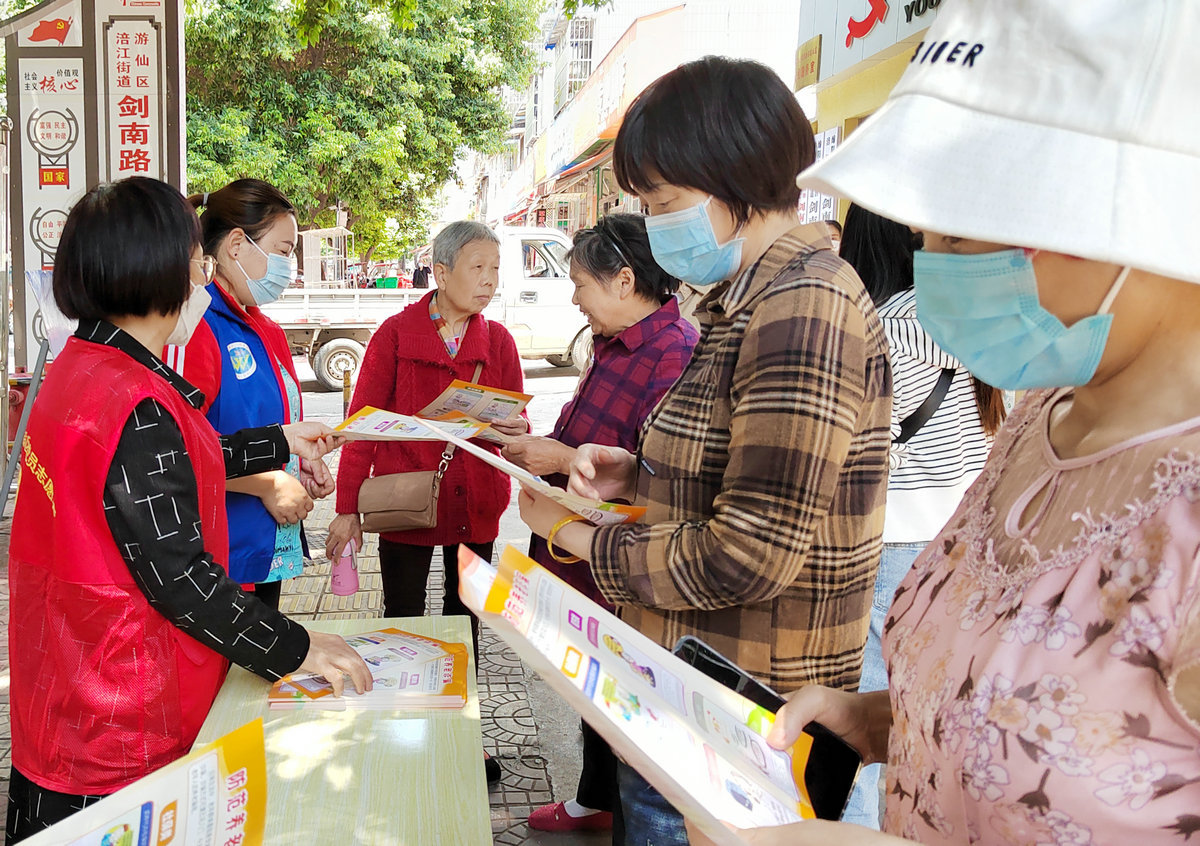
[191,255,217,284]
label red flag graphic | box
[29,17,73,44]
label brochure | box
[337,406,491,441]
[416,379,532,445]
[457,546,819,846]
[22,719,267,846]
[267,627,469,710]
[336,406,646,526]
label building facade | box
[471,0,804,235]
[795,0,941,223]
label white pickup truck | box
[263,226,591,390]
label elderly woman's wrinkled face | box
[434,239,500,316]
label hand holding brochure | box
[417,379,532,445]
[336,407,646,525]
[268,628,468,710]
[458,546,820,846]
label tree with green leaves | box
[186,0,541,259]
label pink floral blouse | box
[883,390,1200,844]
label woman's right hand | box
[263,471,315,525]
[325,512,363,562]
[502,435,575,477]
[568,444,637,501]
[766,687,892,767]
[297,630,374,698]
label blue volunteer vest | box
[202,283,288,583]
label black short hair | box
[567,213,681,303]
[188,179,296,256]
[54,177,200,321]
[614,56,814,226]
[840,203,922,307]
[826,219,843,236]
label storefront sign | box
[904,0,941,23]
[795,35,821,90]
[846,0,888,47]
[797,0,940,86]
[802,128,840,225]
[0,0,185,367]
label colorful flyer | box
[336,406,490,441]
[337,406,646,526]
[268,627,469,710]
[458,546,817,846]
[22,720,267,846]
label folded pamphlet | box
[417,379,532,445]
[457,546,818,846]
[268,628,469,711]
[336,406,646,525]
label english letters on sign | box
[904,0,939,24]
[911,39,984,67]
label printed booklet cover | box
[268,628,468,710]
[458,546,820,846]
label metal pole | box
[0,115,12,477]
[0,336,47,513]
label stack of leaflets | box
[268,628,469,711]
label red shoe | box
[527,802,613,832]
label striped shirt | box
[588,224,892,693]
[879,289,991,543]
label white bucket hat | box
[797,0,1200,284]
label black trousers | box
[378,539,492,656]
[5,766,104,844]
[578,719,619,812]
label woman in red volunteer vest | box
[5,177,372,843]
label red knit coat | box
[336,291,525,546]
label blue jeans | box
[616,761,688,846]
[840,541,926,829]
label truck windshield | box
[522,241,568,278]
[543,240,569,269]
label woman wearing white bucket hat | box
[686,1,1200,845]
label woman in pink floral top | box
[684,1,1200,845]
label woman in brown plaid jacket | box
[518,56,892,844]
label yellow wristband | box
[546,514,587,564]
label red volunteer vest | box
[9,337,231,794]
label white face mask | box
[165,284,212,347]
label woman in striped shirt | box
[837,204,1005,828]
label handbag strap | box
[894,368,956,445]
[434,361,487,484]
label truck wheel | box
[312,339,365,392]
[568,330,593,370]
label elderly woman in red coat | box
[326,221,527,644]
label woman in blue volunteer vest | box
[168,180,331,609]
[7,177,371,843]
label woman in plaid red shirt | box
[503,213,698,835]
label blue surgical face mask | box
[644,196,745,287]
[235,234,297,305]
[913,249,1131,390]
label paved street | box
[0,356,610,844]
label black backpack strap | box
[894,368,956,444]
